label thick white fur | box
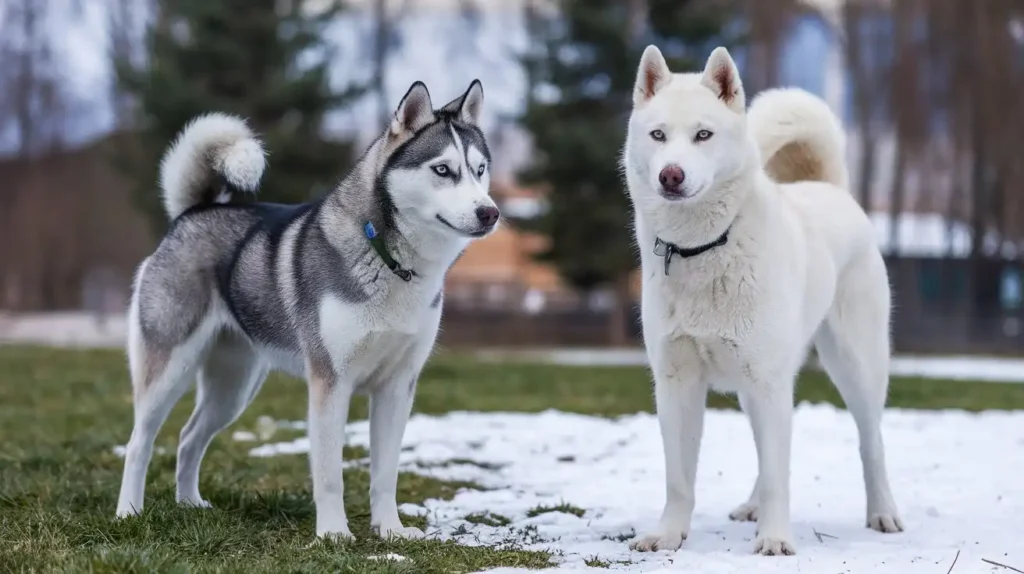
[623,46,903,556]
[159,112,266,220]
[747,87,849,190]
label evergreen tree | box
[519,0,737,340]
[116,0,359,234]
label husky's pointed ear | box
[634,45,671,106]
[701,47,745,113]
[391,81,435,136]
[442,80,484,125]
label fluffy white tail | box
[747,88,848,189]
[159,113,266,220]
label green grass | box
[525,502,586,519]
[1,345,1022,572]
[415,458,506,471]
[583,555,632,569]
[464,512,512,527]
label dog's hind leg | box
[176,330,267,508]
[116,305,213,518]
[813,251,903,533]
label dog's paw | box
[867,512,904,533]
[177,496,212,509]
[753,534,796,556]
[376,524,426,540]
[115,506,141,519]
[629,529,686,552]
[728,501,758,522]
[316,528,355,543]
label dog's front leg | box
[631,338,706,552]
[744,371,797,556]
[369,374,425,540]
[307,358,354,540]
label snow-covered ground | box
[247,405,1024,573]
[0,312,127,348]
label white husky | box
[622,45,903,556]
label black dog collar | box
[654,228,730,275]
[364,222,414,282]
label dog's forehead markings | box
[389,121,458,169]
[457,125,489,159]
[467,145,484,166]
[436,143,460,160]
[448,124,469,171]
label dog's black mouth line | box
[659,188,697,201]
[435,215,489,238]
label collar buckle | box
[364,221,414,282]
[655,228,730,275]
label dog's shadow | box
[205,488,316,522]
[683,518,890,555]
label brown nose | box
[659,165,685,193]
[476,206,500,228]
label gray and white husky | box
[115,80,499,541]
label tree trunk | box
[746,0,787,94]
[844,3,877,210]
[855,131,877,211]
[109,0,142,128]
[945,158,963,258]
[13,0,41,158]
[610,0,647,348]
[969,118,987,260]
[607,273,634,347]
[968,1,987,262]
[373,0,390,130]
[888,135,906,256]
[887,0,915,258]
[626,0,647,45]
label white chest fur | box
[642,248,760,341]
[317,282,442,390]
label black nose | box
[659,165,685,192]
[475,206,500,228]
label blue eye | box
[477,164,486,177]
[432,165,450,176]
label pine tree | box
[116,0,359,234]
[519,0,737,342]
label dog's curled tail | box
[159,113,266,221]
[747,87,848,189]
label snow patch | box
[252,405,1024,572]
[367,553,408,562]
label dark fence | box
[439,257,1024,355]
[886,257,1024,354]
[439,306,641,348]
